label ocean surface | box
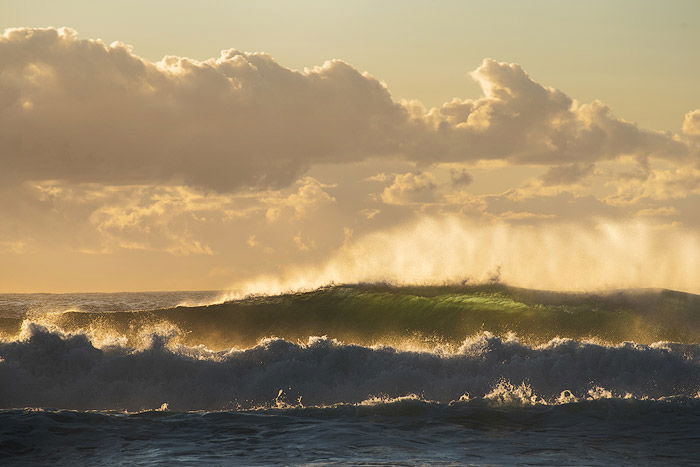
[1,284,699,465]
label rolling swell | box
[2,284,698,348]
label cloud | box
[360,208,381,220]
[497,211,557,221]
[683,110,700,136]
[380,172,438,205]
[450,168,473,186]
[605,166,700,205]
[540,163,595,185]
[635,206,679,218]
[419,59,688,166]
[293,232,315,251]
[10,177,340,256]
[0,240,27,254]
[86,185,226,255]
[1,27,692,193]
[246,234,259,248]
[486,190,619,224]
[0,27,408,191]
[263,177,336,221]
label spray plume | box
[220,217,700,300]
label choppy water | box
[1,285,699,465]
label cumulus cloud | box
[605,166,700,205]
[0,27,408,191]
[419,60,688,166]
[0,27,693,193]
[380,172,438,205]
[86,185,221,255]
[683,110,700,136]
[263,177,336,222]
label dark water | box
[2,399,700,466]
[0,290,220,318]
[1,285,699,465]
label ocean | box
[1,284,699,465]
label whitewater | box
[1,285,699,465]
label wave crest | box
[2,284,698,349]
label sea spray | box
[217,219,700,301]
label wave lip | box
[0,323,698,411]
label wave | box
[0,322,697,411]
[3,396,700,429]
[2,284,698,349]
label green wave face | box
[2,284,699,349]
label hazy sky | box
[1,1,699,292]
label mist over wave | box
[219,218,700,300]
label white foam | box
[0,323,697,411]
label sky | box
[1,1,699,293]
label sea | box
[1,284,699,466]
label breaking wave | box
[0,321,698,411]
[1,284,698,412]
[2,284,698,350]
